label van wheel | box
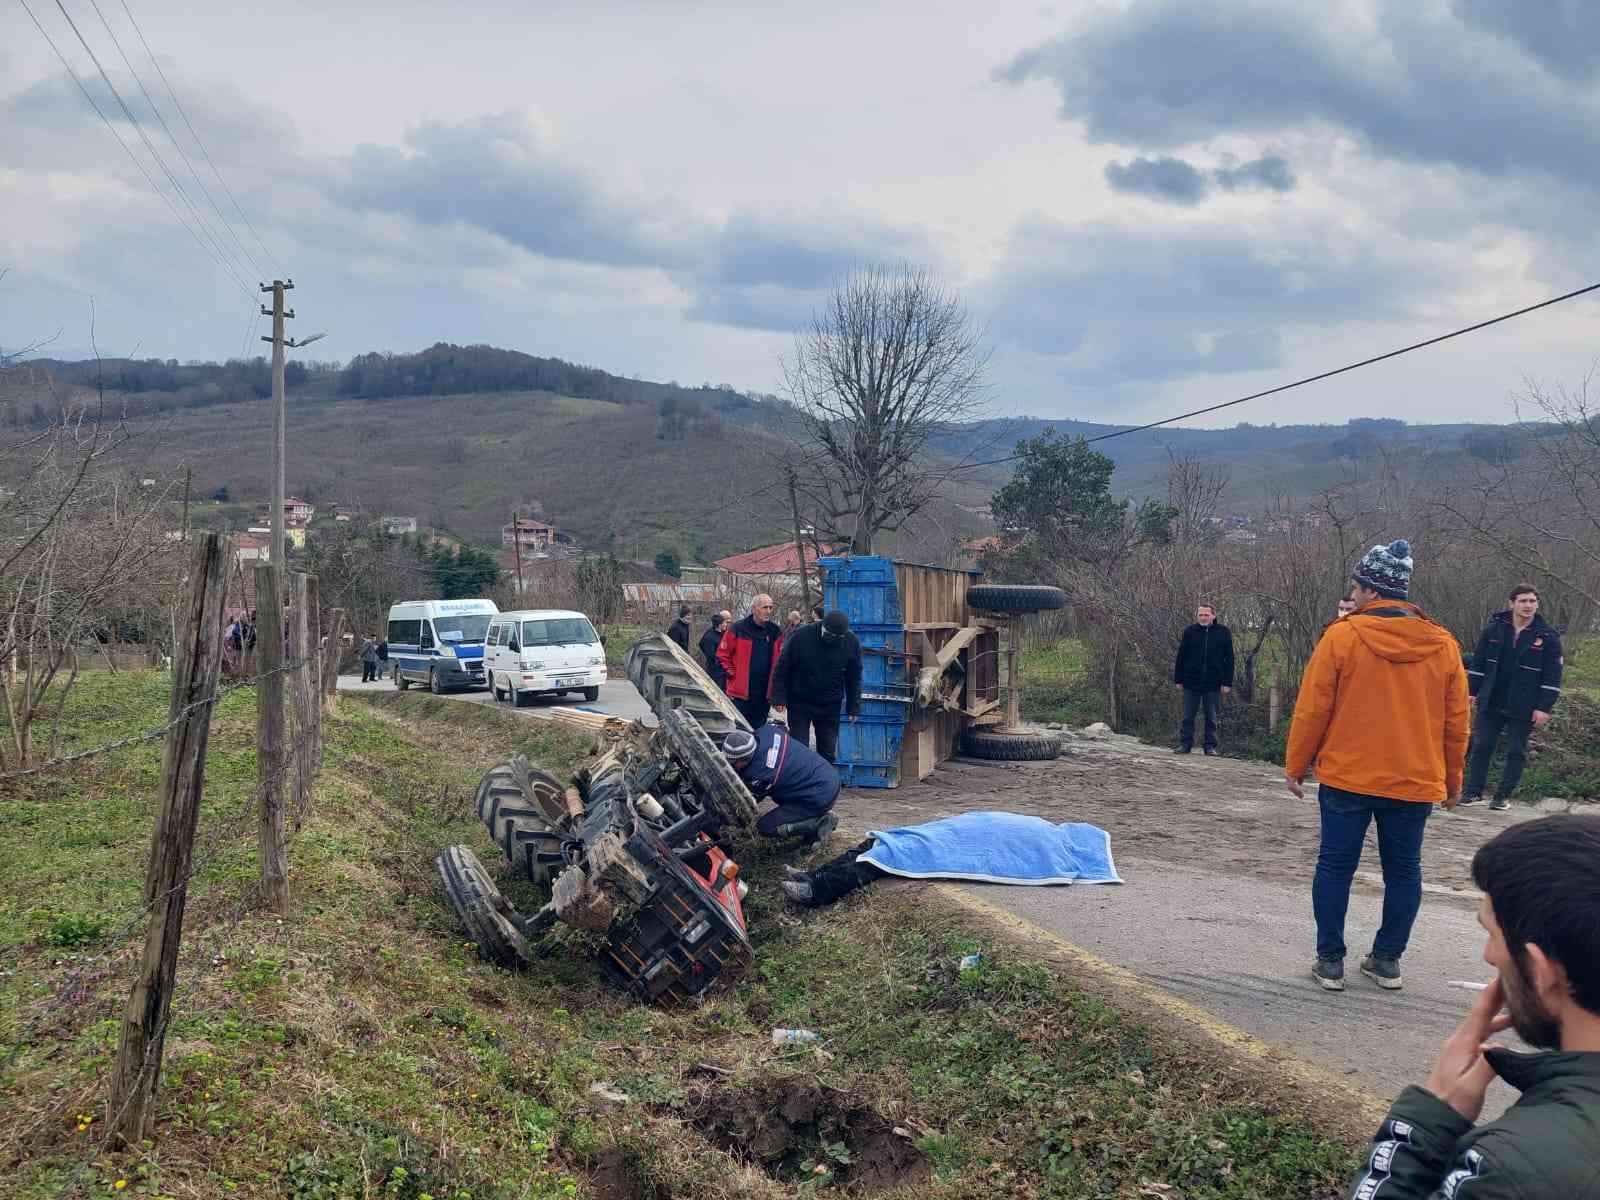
[396,666,410,691]
[430,669,443,695]
[486,672,499,702]
[513,688,532,708]
[581,687,600,702]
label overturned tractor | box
[436,637,760,1002]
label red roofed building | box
[712,540,834,614]
[713,541,829,576]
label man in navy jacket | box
[722,725,839,842]
[1463,586,1564,810]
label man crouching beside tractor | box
[721,726,840,843]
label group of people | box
[665,594,865,843]
[357,633,389,682]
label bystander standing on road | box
[1173,603,1234,754]
[1345,814,1600,1198]
[717,594,784,727]
[1285,539,1470,994]
[770,609,863,763]
[699,612,729,691]
[358,634,380,682]
[666,605,692,652]
[1462,585,1564,811]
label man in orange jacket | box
[1285,539,1470,994]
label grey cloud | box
[983,219,1453,383]
[329,112,937,332]
[1000,1,1600,190]
[1105,156,1208,205]
[1213,154,1295,192]
[1452,0,1600,83]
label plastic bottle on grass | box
[772,1028,823,1047]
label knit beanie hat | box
[721,729,758,760]
[1352,539,1414,600]
[822,610,850,636]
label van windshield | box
[433,614,492,644]
[520,617,598,648]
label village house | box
[381,515,418,536]
[284,497,315,522]
[502,517,555,552]
[712,540,833,612]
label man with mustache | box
[1346,814,1600,1198]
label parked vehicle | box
[387,598,498,693]
[484,609,606,706]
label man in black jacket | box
[770,609,863,764]
[666,605,692,652]
[1463,585,1564,811]
[698,613,728,690]
[1345,814,1600,1199]
[1173,603,1234,755]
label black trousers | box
[361,660,379,682]
[1179,687,1221,750]
[1465,709,1533,800]
[787,704,841,763]
[734,696,770,728]
[803,838,887,907]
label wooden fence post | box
[287,573,315,824]
[106,533,227,1145]
[321,607,346,712]
[1268,666,1282,734]
[305,575,322,772]
[254,563,289,915]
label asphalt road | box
[335,670,653,721]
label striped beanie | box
[1353,539,1414,600]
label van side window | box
[486,623,500,648]
[389,619,421,644]
[420,621,435,650]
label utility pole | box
[260,279,294,577]
[787,466,814,612]
[511,509,525,597]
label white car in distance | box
[484,609,607,707]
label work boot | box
[812,813,839,844]
[781,879,814,905]
[1489,796,1511,811]
[1360,955,1403,990]
[1311,958,1345,991]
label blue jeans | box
[1312,784,1431,962]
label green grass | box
[2,673,1363,1198]
[1019,637,1102,727]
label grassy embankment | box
[2,673,1362,1198]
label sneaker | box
[781,879,814,905]
[783,864,808,880]
[1489,797,1510,811]
[1312,958,1345,991]
[1203,748,1218,757]
[1360,955,1403,990]
[1175,746,1192,755]
[1458,794,1483,806]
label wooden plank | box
[107,533,227,1145]
[934,625,982,671]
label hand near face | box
[1423,978,1515,1122]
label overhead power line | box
[15,0,254,301]
[951,280,1600,473]
[85,0,264,282]
[47,0,256,296]
[115,0,286,278]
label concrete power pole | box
[260,279,295,576]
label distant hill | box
[0,343,1534,560]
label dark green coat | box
[1348,1048,1600,1198]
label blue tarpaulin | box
[859,811,1122,885]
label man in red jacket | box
[717,594,784,728]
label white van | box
[387,598,499,693]
[483,609,607,706]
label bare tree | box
[783,265,988,554]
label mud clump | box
[584,1146,661,1200]
[687,1077,930,1193]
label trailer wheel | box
[960,729,1063,761]
[476,757,569,886]
[965,584,1066,615]
[625,634,749,740]
[436,844,531,969]
[658,708,759,831]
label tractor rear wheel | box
[625,634,748,740]
[476,758,569,886]
[658,708,759,831]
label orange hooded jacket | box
[1284,600,1470,803]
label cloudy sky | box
[3,0,1598,425]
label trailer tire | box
[476,758,569,886]
[436,844,531,969]
[960,729,1062,761]
[625,635,749,740]
[658,708,759,831]
[965,584,1066,615]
